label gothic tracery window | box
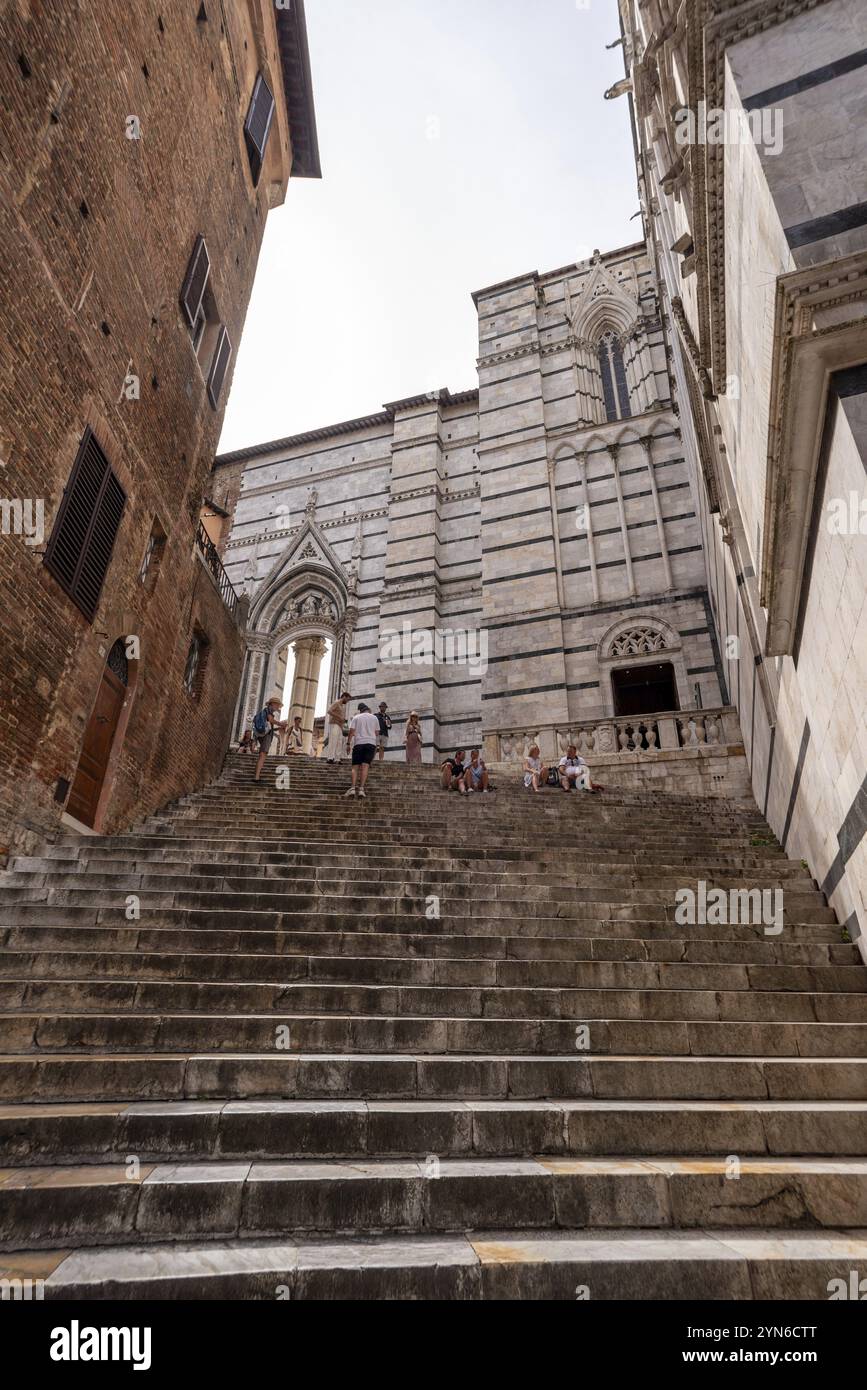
[598,331,632,422]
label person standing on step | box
[253,697,283,782]
[441,749,467,794]
[345,703,381,798]
[326,691,351,763]
[404,711,423,764]
[376,702,393,761]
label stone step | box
[0,883,832,918]
[0,1094,865,1164]
[1,1052,866,1107]
[0,951,862,994]
[17,1226,867,1300]
[30,844,794,872]
[0,905,842,940]
[2,978,864,1021]
[0,867,817,897]
[0,925,858,966]
[2,1157,866,1251]
[3,1011,866,1056]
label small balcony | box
[195,520,239,621]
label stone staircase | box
[0,755,865,1300]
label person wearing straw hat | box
[252,695,283,783]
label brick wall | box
[0,1,298,858]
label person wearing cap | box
[345,703,381,798]
[252,696,282,782]
[326,692,351,763]
[376,701,393,761]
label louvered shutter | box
[207,326,233,408]
[44,430,126,621]
[244,73,276,187]
[180,234,211,329]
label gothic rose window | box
[610,628,669,657]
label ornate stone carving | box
[610,627,669,657]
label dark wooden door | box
[67,665,126,826]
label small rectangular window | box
[139,519,166,588]
[183,629,210,698]
[207,325,233,409]
[244,73,276,187]
[180,234,211,330]
[44,429,126,621]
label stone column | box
[577,453,600,603]
[290,636,327,753]
[547,457,566,609]
[609,446,636,598]
[642,437,673,590]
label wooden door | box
[67,665,126,826]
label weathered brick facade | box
[0,0,319,858]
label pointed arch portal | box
[232,510,360,751]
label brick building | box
[0,1,320,857]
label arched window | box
[598,331,632,422]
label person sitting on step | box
[441,749,467,794]
[345,703,381,798]
[464,748,490,793]
[286,715,305,755]
[523,744,547,793]
[559,745,593,792]
[252,697,282,782]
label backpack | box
[253,708,271,736]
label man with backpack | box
[253,696,283,782]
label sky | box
[217,0,640,455]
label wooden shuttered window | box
[180,234,211,330]
[207,325,233,408]
[44,429,126,621]
[244,73,276,187]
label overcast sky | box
[218,0,639,455]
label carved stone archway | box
[232,507,362,746]
[597,614,689,717]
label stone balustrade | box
[485,707,742,764]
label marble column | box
[290,636,327,753]
[609,446,636,598]
[643,437,674,590]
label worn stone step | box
[0,906,842,942]
[18,1225,867,1300]
[2,978,864,1022]
[0,951,862,994]
[0,1096,865,1165]
[3,1157,867,1250]
[1,1052,866,1106]
[4,1011,867,1057]
[0,926,857,966]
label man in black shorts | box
[345,703,381,798]
[441,749,467,795]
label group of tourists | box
[243,697,602,799]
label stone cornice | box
[761,248,867,652]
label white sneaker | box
[344,787,356,798]
[358,789,367,799]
